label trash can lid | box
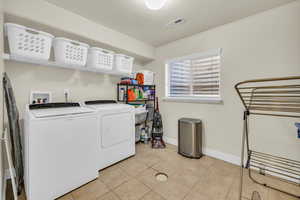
[179,118,202,123]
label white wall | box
[145,1,300,161]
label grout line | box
[137,190,152,200]
[97,177,122,200]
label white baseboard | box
[164,136,241,166]
[164,136,178,146]
[202,148,240,166]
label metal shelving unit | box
[117,83,156,104]
[235,76,300,199]
[117,84,156,143]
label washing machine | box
[84,100,135,170]
[24,103,99,200]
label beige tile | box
[170,169,201,189]
[152,178,191,200]
[197,156,217,168]
[165,144,177,152]
[210,159,239,178]
[57,194,74,200]
[225,182,244,200]
[227,171,300,200]
[135,151,162,167]
[135,143,152,154]
[137,168,160,189]
[140,191,166,200]
[228,172,268,200]
[96,192,120,200]
[184,190,215,200]
[114,179,150,200]
[72,179,109,200]
[158,150,184,164]
[263,174,300,197]
[191,171,234,200]
[18,191,27,200]
[139,168,193,200]
[178,159,209,178]
[268,189,299,200]
[118,157,149,177]
[152,160,183,176]
[99,165,131,189]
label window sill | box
[163,97,223,104]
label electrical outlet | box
[64,89,70,96]
[64,89,70,102]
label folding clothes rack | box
[235,76,300,199]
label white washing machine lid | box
[87,104,133,111]
[29,103,95,118]
[84,100,134,111]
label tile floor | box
[18,143,299,200]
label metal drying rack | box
[235,76,300,199]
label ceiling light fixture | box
[145,0,167,10]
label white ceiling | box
[46,0,295,47]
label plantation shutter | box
[167,49,221,99]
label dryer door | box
[100,111,134,148]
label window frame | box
[164,49,223,104]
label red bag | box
[136,73,144,85]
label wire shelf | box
[235,76,300,118]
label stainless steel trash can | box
[178,118,202,159]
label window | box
[165,49,222,103]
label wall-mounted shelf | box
[3,53,131,76]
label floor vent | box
[155,172,168,182]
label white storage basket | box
[53,37,89,66]
[87,47,114,71]
[4,23,54,60]
[114,54,134,74]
